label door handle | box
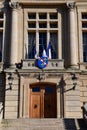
[34,104,38,108]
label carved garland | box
[67,2,76,9]
[9,1,19,9]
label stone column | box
[67,2,78,68]
[9,1,19,67]
[58,12,62,59]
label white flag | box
[42,49,47,57]
[34,47,38,59]
[47,42,51,59]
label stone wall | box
[64,74,82,118]
[4,72,19,119]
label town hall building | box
[0,0,87,120]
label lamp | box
[8,73,14,90]
[38,72,45,81]
[71,73,77,90]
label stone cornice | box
[0,0,86,7]
[0,0,87,3]
[13,0,87,6]
[18,0,87,3]
[18,0,65,6]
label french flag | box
[47,42,52,59]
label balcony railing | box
[22,59,64,70]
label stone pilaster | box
[67,2,78,68]
[9,1,19,67]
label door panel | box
[30,83,57,118]
[44,93,56,118]
[30,93,41,118]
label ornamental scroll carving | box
[67,2,76,9]
[9,1,19,9]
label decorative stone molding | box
[9,1,19,9]
[67,2,76,9]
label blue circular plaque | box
[37,56,48,69]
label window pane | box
[32,87,40,92]
[50,13,57,19]
[83,32,87,62]
[28,32,36,59]
[82,22,87,28]
[45,86,54,93]
[28,13,36,19]
[39,23,47,28]
[50,32,58,59]
[0,13,3,19]
[83,52,87,62]
[82,13,87,19]
[28,22,36,28]
[83,32,87,44]
[39,32,47,57]
[50,22,58,28]
[0,22,3,27]
[39,13,47,19]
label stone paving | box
[0,118,87,130]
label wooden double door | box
[30,83,57,118]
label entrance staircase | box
[0,118,87,130]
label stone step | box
[0,118,87,130]
[1,118,63,128]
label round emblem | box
[37,56,48,69]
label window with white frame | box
[82,12,87,62]
[26,10,59,59]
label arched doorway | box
[29,82,57,118]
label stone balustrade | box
[22,59,64,70]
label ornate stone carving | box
[9,1,19,9]
[67,2,76,9]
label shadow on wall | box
[0,72,6,119]
[63,118,87,130]
[57,75,77,118]
[58,75,87,129]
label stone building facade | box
[0,0,87,119]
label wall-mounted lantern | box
[38,72,45,81]
[8,73,14,90]
[71,73,77,90]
